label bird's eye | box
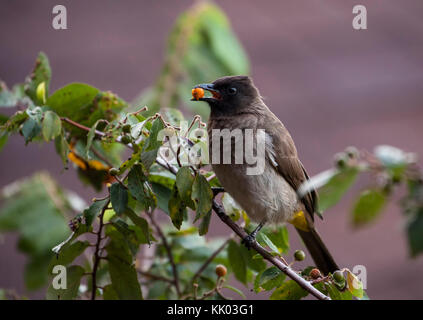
[227,87,237,95]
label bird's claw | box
[241,234,256,250]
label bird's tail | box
[295,227,339,275]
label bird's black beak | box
[191,83,222,102]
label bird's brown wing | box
[265,117,318,220]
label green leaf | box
[143,118,165,152]
[48,241,90,273]
[46,265,85,300]
[257,233,280,255]
[85,120,104,159]
[346,269,364,298]
[124,208,151,245]
[227,240,247,284]
[0,132,8,152]
[127,165,150,206]
[110,183,128,215]
[83,198,109,227]
[42,111,62,141]
[406,211,423,257]
[255,266,286,292]
[22,117,41,144]
[46,83,99,125]
[270,280,308,300]
[352,189,386,226]
[103,284,119,300]
[106,228,143,300]
[325,283,353,300]
[198,210,212,236]
[262,226,289,254]
[176,166,195,208]
[25,52,51,105]
[318,168,359,212]
[168,186,186,230]
[54,133,70,167]
[222,284,246,299]
[0,173,69,289]
[192,173,213,221]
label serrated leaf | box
[110,183,128,215]
[42,111,62,141]
[352,189,386,226]
[127,165,148,203]
[257,266,286,292]
[270,280,308,300]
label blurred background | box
[1,0,422,299]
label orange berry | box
[192,88,204,101]
[310,268,322,279]
[215,264,227,277]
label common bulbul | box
[193,75,339,275]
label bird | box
[192,75,339,275]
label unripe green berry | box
[333,270,344,282]
[122,124,131,133]
[109,168,119,176]
[294,250,306,261]
[121,135,131,144]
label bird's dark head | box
[192,76,260,116]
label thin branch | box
[147,210,181,298]
[91,198,110,300]
[191,236,233,283]
[211,200,330,300]
[138,271,174,284]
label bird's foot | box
[241,233,257,250]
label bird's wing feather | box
[265,116,318,220]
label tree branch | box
[147,210,182,298]
[91,198,110,300]
[211,200,330,300]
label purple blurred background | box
[1,0,423,299]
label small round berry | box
[192,88,205,101]
[310,268,322,279]
[215,264,227,277]
[121,135,131,144]
[294,250,306,261]
[109,168,119,176]
[122,124,131,133]
[333,270,344,282]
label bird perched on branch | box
[192,75,339,275]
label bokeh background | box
[1,0,422,299]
